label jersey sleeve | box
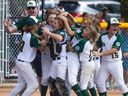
[75,28,83,40]
[36,16,43,35]
[70,26,83,40]
[30,34,40,48]
[37,15,43,23]
[36,27,43,35]
[112,33,123,50]
[57,29,67,44]
[96,35,102,48]
[59,31,66,37]
[74,39,88,54]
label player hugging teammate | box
[4,0,128,96]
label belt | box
[52,57,61,60]
[52,56,68,60]
[17,59,25,62]
[94,57,99,60]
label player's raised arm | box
[58,14,75,36]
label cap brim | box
[27,6,36,7]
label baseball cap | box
[108,17,120,25]
[26,0,37,8]
[26,16,38,26]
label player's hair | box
[52,17,65,33]
[45,8,59,22]
[88,26,100,43]
[91,18,101,33]
[55,17,65,28]
[23,25,37,33]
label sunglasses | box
[27,7,35,10]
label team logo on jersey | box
[60,32,65,35]
[76,29,81,33]
[116,42,120,46]
[75,46,80,51]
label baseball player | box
[59,13,88,96]
[40,8,59,96]
[9,16,45,96]
[94,17,128,96]
[72,26,99,96]
[4,1,43,95]
[42,16,69,96]
[90,17,101,90]
[80,26,99,96]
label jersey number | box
[88,50,93,62]
[20,41,25,52]
[112,52,118,58]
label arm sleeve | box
[30,34,40,48]
[96,35,102,48]
[112,34,123,50]
[57,31,67,44]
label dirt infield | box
[0,87,121,96]
[0,83,122,96]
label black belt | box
[52,57,61,60]
[94,57,99,60]
[17,59,25,62]
[52,56,68,60]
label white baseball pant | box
[10,59,38,96]
[97,61,128,93]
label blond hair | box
[87,26,100,43]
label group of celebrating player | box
[3,0,128,96]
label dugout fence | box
[0,0,31,83]
[0,0,128,90]
[0,0,8,83]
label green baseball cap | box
[26,16,38,26]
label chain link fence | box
[121,29,128,86]
[0,0,31,82]
[0,0,50,82]
[0,0,8,83]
